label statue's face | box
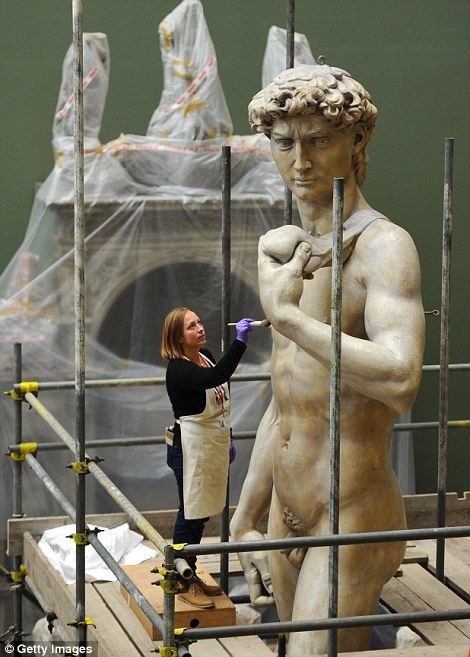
[270,113,356,205]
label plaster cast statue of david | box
[231,62,425,655]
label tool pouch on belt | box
[165,426,174,446]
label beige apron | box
[179,354,230,520]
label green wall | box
[0,0,469,495]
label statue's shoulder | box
[355,212,419,273]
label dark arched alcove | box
[97,261,268,367]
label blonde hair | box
[161,307,194,361]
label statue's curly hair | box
[248,64,378,187]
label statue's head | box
[248,61,377,187]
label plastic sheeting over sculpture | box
[147,0,232,140]
[0,1,306,542]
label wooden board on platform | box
[13,509,470,657]
[381,561,470,646]
[415,537,470,603]
[403,491,470,528]
[324,646,468,657]
[22,532,147,657]
[120,560,236,640]
[177,635,274,657]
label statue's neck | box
[298,185,369,236]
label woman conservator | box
[161,307,254,608]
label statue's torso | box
[270,255,405,535]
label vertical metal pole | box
[283,0,295,226]
[163,545,176,651]
[12,343,24,641]
[72,0,86,644]
[328,178,344,657]
[286,0,295,69]
[436,137,453,581]
[220,145,231,593]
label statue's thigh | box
[288,544,381,655]
[267,499,299,621]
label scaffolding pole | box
[12,343,23,643]
[327,178,344,656]
[71,0,87,645]
[6,417,470,458]
[11,362,468,393]
[220,145,231,593]
[179,606,470,642]
[436,136,454,581]
[283,0,295,225]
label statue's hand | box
[236,529,275,607]
[258,234,312,321]
[259,225,333,275]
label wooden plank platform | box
[13,506,470,657]
[325,647,468,657]
[381,562,470,645]
[415,537,470,602]
[21,531,273,657]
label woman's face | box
[180,310,206,353]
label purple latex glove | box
[235,318,255,344]
[229,438,237,464]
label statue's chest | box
[300,266,367,338]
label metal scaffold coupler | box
[4,381,39,402]
[67,617,96,629]
[151,565,180,594]
[7,442,38,461]
[65,455,104,474]
[67,526,103,545]
[150,647,178,657]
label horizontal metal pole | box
[181,524,470,557]
[17,377,166,391]
[24,453,165,636]
[11,362,470,392]
[7,419,469,454]
[182,606,470,640]
[423,362,469,372]
[393,419,470,432]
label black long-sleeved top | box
[166,339,246,419]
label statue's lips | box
[292,178,317,185]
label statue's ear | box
[352,123,367,154]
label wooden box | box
[120,561,236,640]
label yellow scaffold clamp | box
[172,543,187,552]
[66,456,104,474]
[4,381,39,402]
[150,647,178,657]
[68,533,89,546]
[150,566,180,594]
[67,526,103,546]
[68,616,96,629]
[10,564,28,584]
[7,442,38,462]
